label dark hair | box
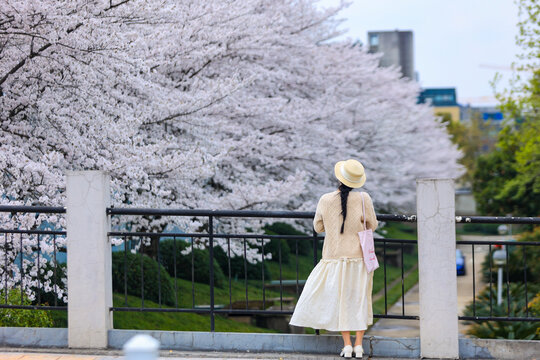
[338,182,353,233]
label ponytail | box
[339,182,352,233]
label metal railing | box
[456,215,540,323]
[3,205,537,333]
[107,207,419,331]
[0,205,67,311]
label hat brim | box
[334,161,366,188]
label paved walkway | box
[0,349,403,360]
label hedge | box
[112,251,175,306]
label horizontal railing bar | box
[0,304,67,311]
[108,232,321,240]
[457,240,540,246]
[110,307,419,319]
[0,229,66,235]
[0,206,65,214]
[107,208,315,218]
[375,238,417,244]
[111,307,210,314]
[456,216,540,224]
[459,315,540,322]
[108,231,416,244]
[109,307,296,315]
[2,205,538,224]
[106,207,416,222]
[114,305,540,322]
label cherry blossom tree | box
[1,0,461,298]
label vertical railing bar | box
[295,238,299,297]
[383,240,387,315]
[157,236,162,308]
[523,245,529,317]
[261,238,266,310]
[140,237,145,308]
[505,245,510,316]
[227,237,232,310]
[472,244,476,317]
[191,236,195,309]
[124,235,128,306]
[53,234,57,307]
[20,233,23,305]
[279,238,283,311]
[401,241,404,316]
[173,236,178,308]
[489,243,493,317]
[208,215,215,332]
[312,230,319,336]
[37,234,41,305]
[243,237,248,310]
[312,230,317,268]
[4,233,8,304]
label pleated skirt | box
[289,257,373,331]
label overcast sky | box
[320,0,521,106]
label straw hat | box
[334,159,366,188]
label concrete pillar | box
[66,171,112,348]
[416,179,459,359]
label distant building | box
[368,30,415,79]
[418,88,460,122]
[460,105,506,153]
[460,105,504,124]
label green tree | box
[0,289,53,327]
[442,112,493,185]
[473,0,540,216]
[473,78,540,216]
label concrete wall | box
[1,328,539,359]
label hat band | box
[340,164,363,184]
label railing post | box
[66,171,112,348]
[208,214,215,332]
[312,229,320,336]
[416,178,458,359]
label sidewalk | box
[0,348,404,360]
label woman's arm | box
[313,197,325,233]
[364,192,379,231]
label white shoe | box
[340,345,353,358]
[353,345,363,358]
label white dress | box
[289,190,378,331]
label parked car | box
[456,249,466,276]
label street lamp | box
[492,249,507,305]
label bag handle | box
[361,192,367,230]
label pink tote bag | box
[358,193,379,273]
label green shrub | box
[213,246,271,282]
[262,238,290,264]
[159,240,226,288]
[112,251,175,306]
[0,289,53,327]
[463,283,540,340]
[264,222,312,256]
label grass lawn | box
[112,293,276,333]
[373,267,419,316]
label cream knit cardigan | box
[314,190,379,260]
